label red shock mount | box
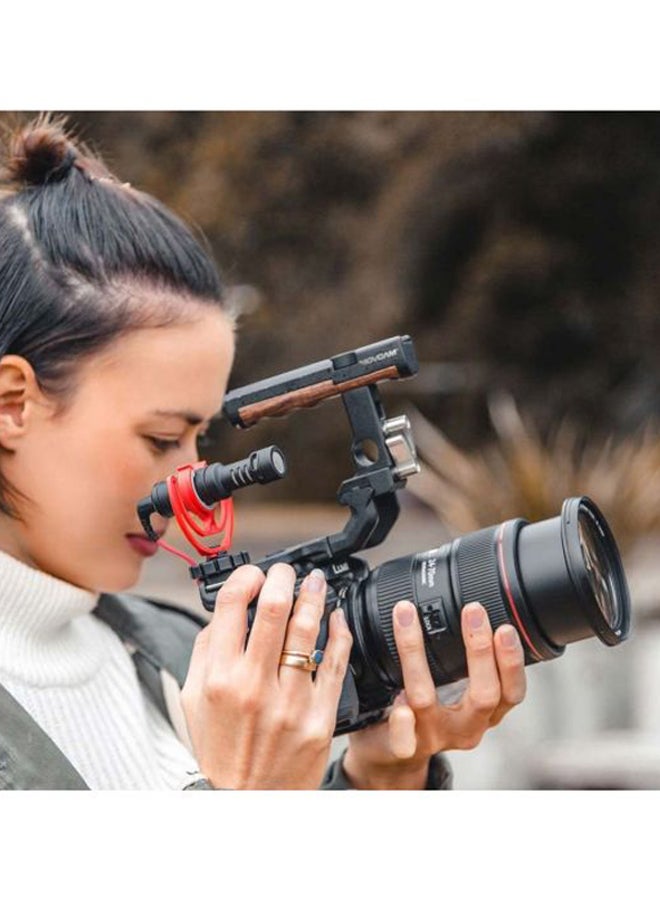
[155,462,235,566]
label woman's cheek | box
[88,440,150,522]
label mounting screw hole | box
[353,438,380,466]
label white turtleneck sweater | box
[0,548,201,790]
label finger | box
[460,602,502,721]
[206,564,265,664]
[184,623,211,695]
[489,624,527,726]
[392,601,437,720]
[388,702,417,759]
[279,569,327,691]
[244,563,297,677]
[313,607,353,715]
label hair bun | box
[2,114,78,186]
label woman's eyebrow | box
[151,409,221,426]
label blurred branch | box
[405,393,660,555]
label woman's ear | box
[0,355,44,450]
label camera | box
[137,335,632,735]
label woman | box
[0,114,527,790]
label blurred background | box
[7,110,660,788]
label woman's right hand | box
[181,562,353,789]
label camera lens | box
[347,496,631,710]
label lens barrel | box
[351,496,631,698]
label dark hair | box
[0,113,231,517]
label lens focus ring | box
[453,526,511,633]
[374,558,414,667]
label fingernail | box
[467,604,485,630]
[306,569,325,593]
[500,626,520,649]
[396,603,415,627]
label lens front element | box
[577,506,619,630]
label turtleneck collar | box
[0,548,103,685]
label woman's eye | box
[146,436,182,454]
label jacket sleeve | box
[181,752,453,790]
[319,748,453,790]
[182,777,215,790]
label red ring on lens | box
[496,524,543,662]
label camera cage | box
[139,335,422,609]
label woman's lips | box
[125,534,160,558]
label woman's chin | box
[90,552,145,595]
[90,535,165,593]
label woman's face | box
[0,305,236,592]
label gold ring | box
[279,649,324,672]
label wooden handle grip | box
[237,365,400,427]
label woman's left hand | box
[342,600,527,789]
